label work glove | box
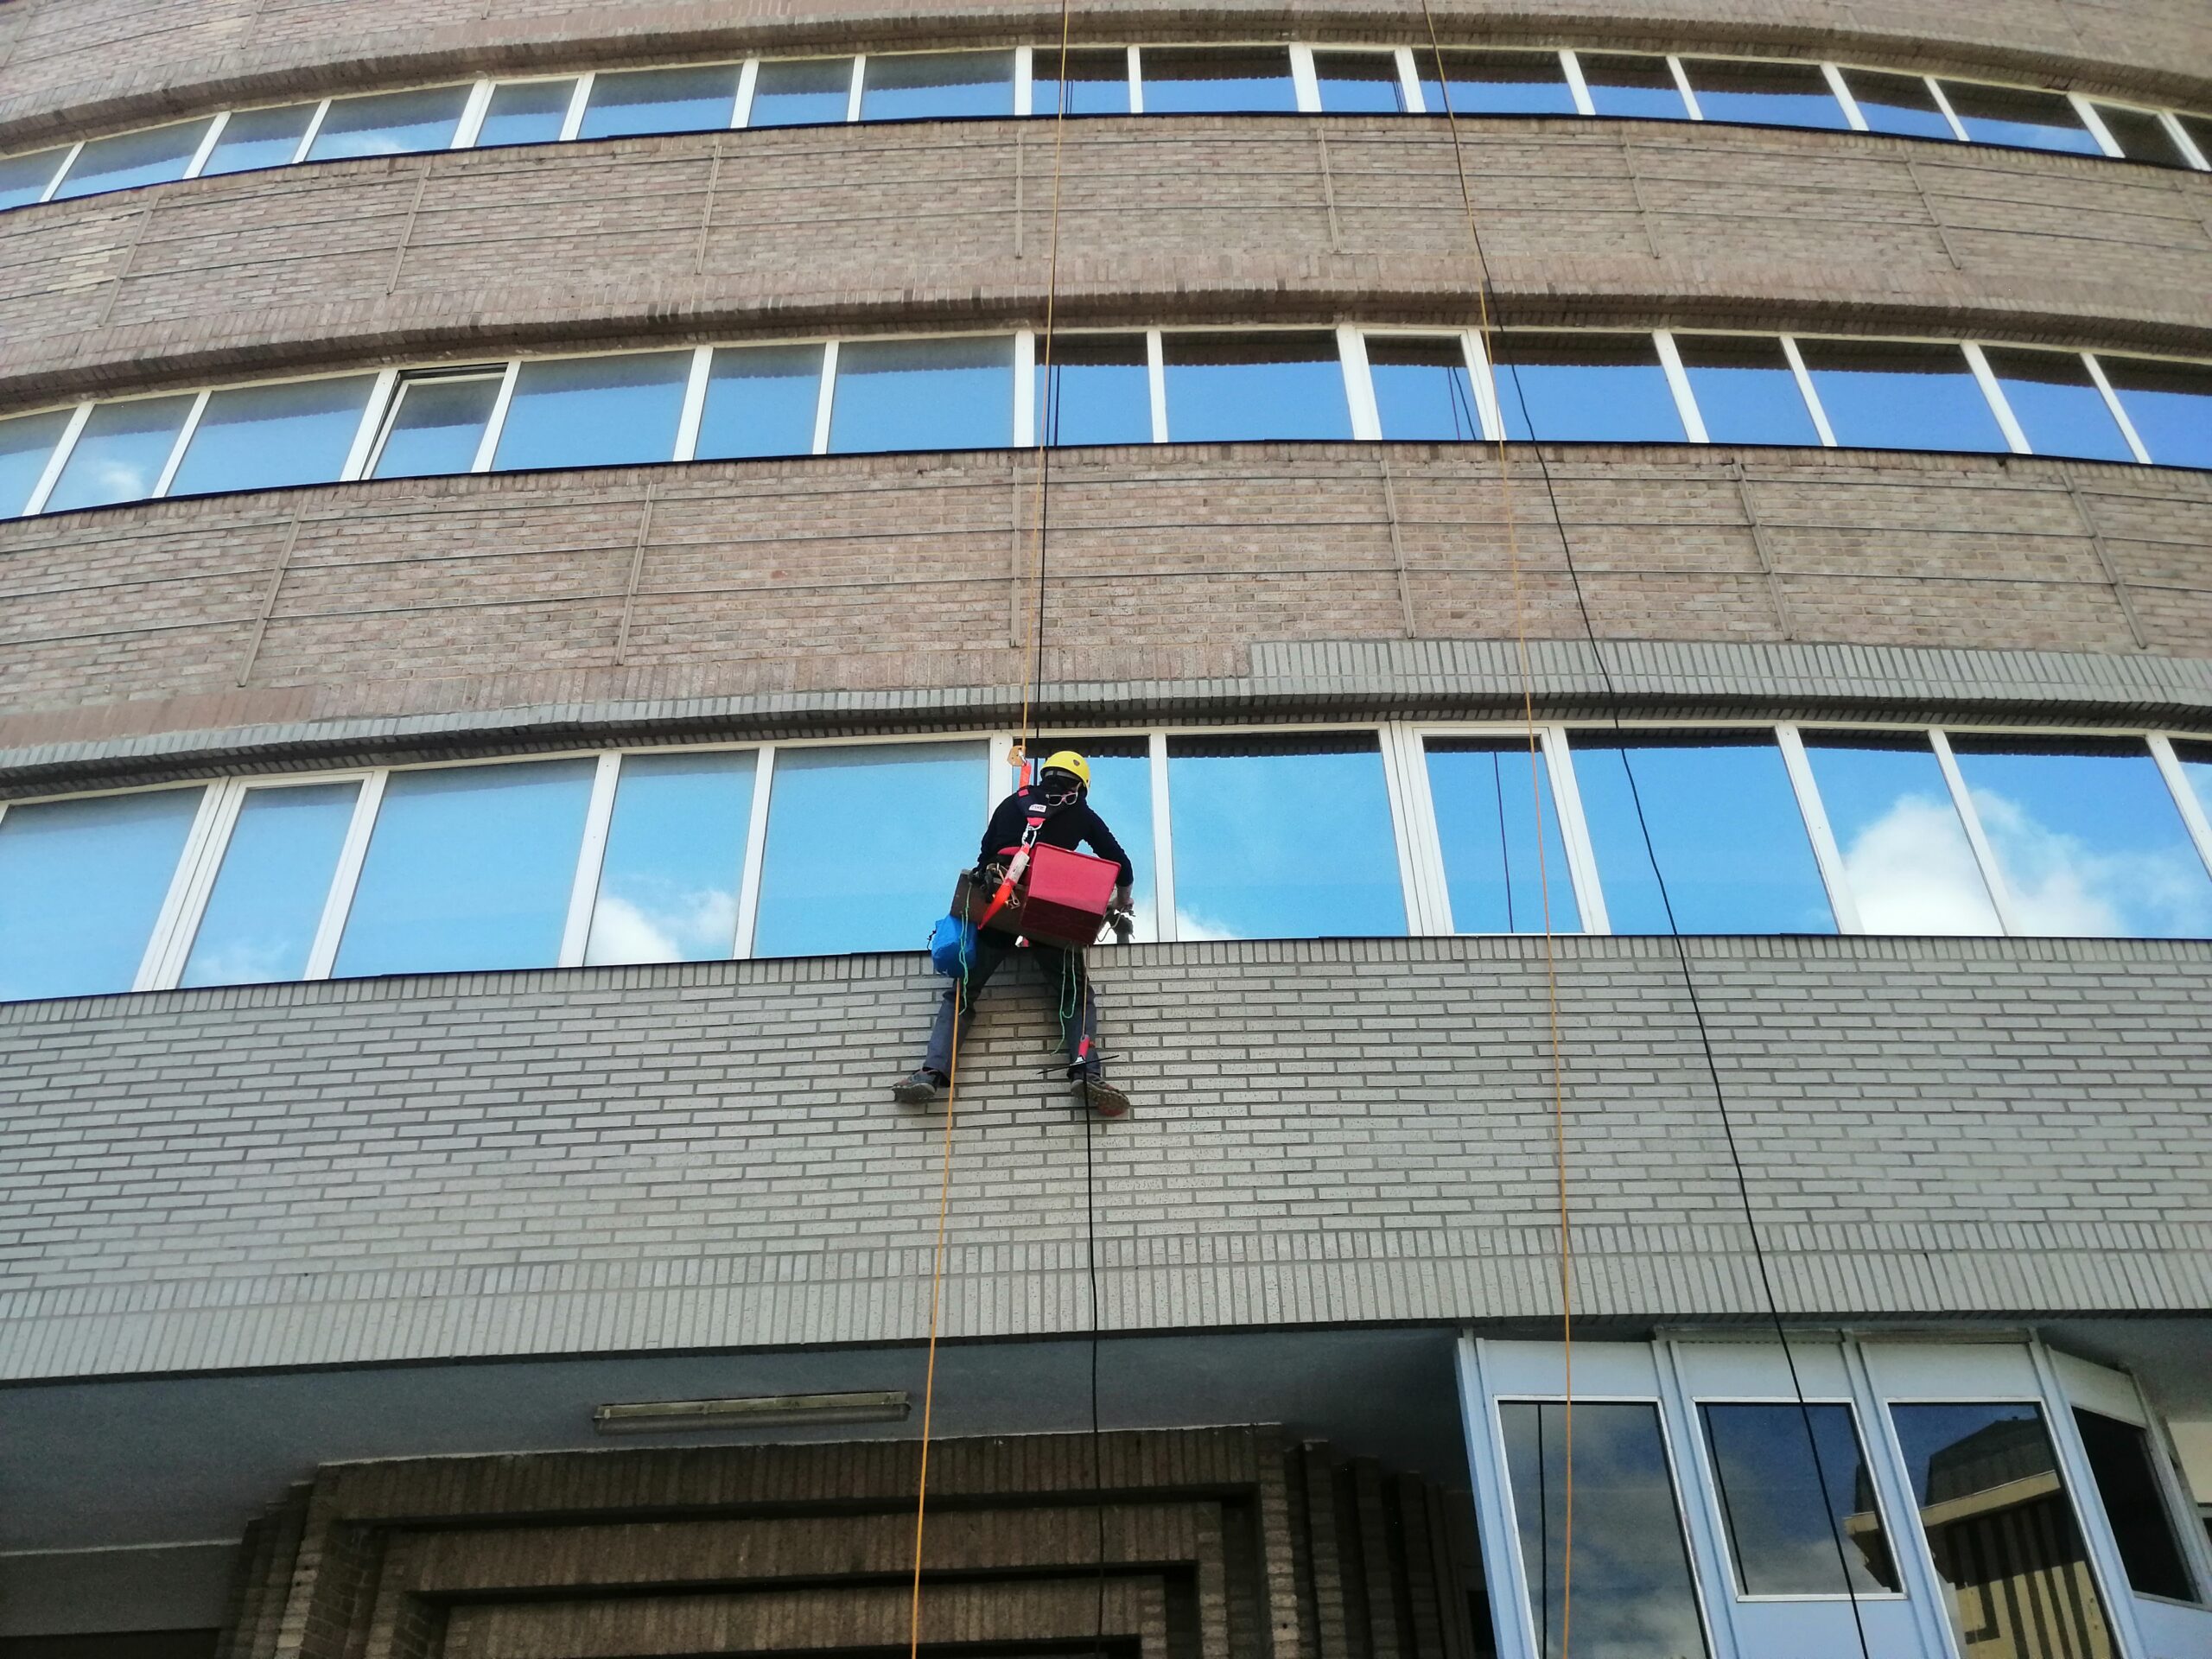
[1108,883,1135,944]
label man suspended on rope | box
[893,751,1137,1117]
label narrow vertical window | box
[747,59,856,128]
[1801,734,1999,934]
[696,345,826,460]
[306,86,473,160]
[0,410,72,518]
[491,353,692,471]
[1313,52,1411,114]
[1365,337,1482,442]
[578,66,740,139]
[1678,59,1849,130]
[2071,1410,2200,1603]
[0,789,204,1001]
[1577,54,1690,121]
[41,395,197,512]
[1980,349,2136,461]
[1160,334,1352,442]
[1794,340,2008,453]
[476,81,578,148]
[0,148,69,209]
[827,337,1014,454]
[1141,47,1299,114]
[1672,335,1821,445]
[1038,335,1153,447]
[1839,70,1956,141]
[166,377,379,498]
[370,369,506,480]
[2089,104,2193,168]
[181,783,361,987]
[1491,334,1684,443]
[585,752,756,965]
[859,51,1016,121]
[1417,49,1577,116]
[198,105,318,177]
[1032,48,1132,116]
[1699,1402,1900,1595]
[1938,82,2101,155]
[1423,739,1579,932]
[52,120,213,200]
[2097,356,2212,468]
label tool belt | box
[950,861,1024,937]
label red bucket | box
[1019,844,1121,949]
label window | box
[1035,737,1154,937]
[1160,334,1351,442]
[751,742,986,957]
[306,86,472,161]
[1887,1404,2116,1658]
[1948,736,2212,938]
[1313,52,1408,114]
[180,783,359,987]
[1573,732,1834,934]
[2072,1410,2198,1603]
[0,788,202,1001]
[198,105,316,176]
[1038,335,1153,447]
[476,80,577,148]
[2177,741,2212,824]
[334,760,595,976]
[0,148,67,209]
[859,52,1015,121]
[585,751,756,965]
[1577,54,1689,121]
[578,65,739,140]
[1795,340,2006,453]
[1492,333,1685,443]
[1423,738,1579,932]
[1801,734,1999,934]
[1365,337,1482,442]
[1981,349,2135,462]
[1501,1401,1712,1659]
[1165,734,1405,939]
[1700,1403,1898,1595]
[1672,335,1821,446]
[1839,70,1956,141]
[1033,48,1131,116]
[370,369,505,479]
[1680,59,1848,130]
[52,120,211,200]
[166,377,378,498]
[40,394,196,513]
[1417,48,1577,116]
[0,410,71,517]
[491,353,690,472]
[2180,114,2212,166]
[1938,81,2100,155]
[747,58,854,128]
[1141,48,1298,115]
[2098,356,2212,469]
[696,344,824,460]
[2090,104,2193,168]
[828,337,1014,454]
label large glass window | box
[2177,741,2212,824]
[1982,349,2135,462]
[1939,82,2100,155]
[0,148,67,209]
[828,337,1014,454]
[1948,736,2212,938]
[1888,1403,2116,1659]
[370,370,505,480]
[747,58,854,129]
[1680,59,1849,130]
[1038,335,1153,448]
[40,394,196,513]
[1501,1401,1712,1659]
[1161,334,1351,442]
[1366,337,1482,442]
[1032,48,1131,117]
[585,751,755,965]
[1802,734,1999,934]
[1577,54,1689,121]
[696,345,824,460]
[1313,52,1409,115]
[1699,1402,1898,1595]
[1492,334,1685,444]
[1033,737,1154,937]
[334,760,595,977]
[2072,1409,2198,1603]
[2099,357,2212,469]
[1839,70,1956,142]
[1417,49,1578,117]
[1796,340,2006,454]
[198,105,316,177]
[306,86,472,161]
[0,410,71,518]
[166,377,377,498]
[1673,335,1821,446]
[1141,48,1298,115]
[752,742,986,957]
[1573,732,1834,934]
[491,353,690,472]
[2090,104,2193,168]
[180,783,359,987]
[860,52,1015,121]
[578,66,739,140]
[0,788,202,1001]
[1165,734,1405,940]
[476,80,577,149]
[1424,739,1579,932]
[53,120,212,200]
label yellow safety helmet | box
[1039,750,1091,790]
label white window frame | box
[2164,111,2209,170]
[359,364,509,480]
[1393,48,1425,115]
[559,74,594,143]
[34,141,85,204]
[1558,50,1596,118]
[1653,330,1708,443]
[1922,77,1970,143]
[1961,341,2032,454]
[674,346,713,462]
[19,401,94,518]
[733,60,760,129]
[289,99,334,163]
[1777,335,1839,447]
[2148,732,2212,883]
[2082,352,2154,465]
[1288,44,1322,114]
[453,79,496,149]
[1404,724,1599,936]
[183,113,228,179]
[1821,63,1868,132]
[468,361,523,474]
[1667,55,1703,122]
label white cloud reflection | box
[1971,789,2212,938]
[585,885,738,964]
[1836,791,1999,935]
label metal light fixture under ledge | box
[591,1390,911,1435]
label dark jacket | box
[979,785,1135,887]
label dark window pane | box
[2179,741,2212,828]
[1802,734,1998,933]
[1425,739,1579,932]
[1142,48,1297,115]
[1162,334,1351,442]
[492,353,690,471]
[1796,339,2005,453]
[54,120,210,200]
[1841,70,1955,141]
[1033,737,1154,938]
[2091,104,2190,167]
[1681,59,1847,130]
[2180,114,2212,166]
[181,783,359,988]
[748,58,854,128]
[1579,54,1688,121]
[1941,81,2100,154]
[2101,356,2212,468]
[42,395,196,512]
[167,377,376,497]
[861,51,1014,121]
[1039,335,1153,447]
[580,66,738,139]
[1033,48,1131,116]
[2073,1409,2198,1602]
[307,86,471,161]
[372,372,504,480]
[829,336,1014,454]
[697,344,823,460]
[1889,1404,2116,1659]
[1674,334,1819,445]
[1573,731,1834,934]
[585,751,755,965]
[0,410,71,517]
[1367,337,1482,442]
[199,105,316,176]
[1981,348,2133,462]
[1492,333,1683,443]
[1166,734,1406,939]
[1314,52,1408,114]
[1502,1402,1712,1659]
[1418,48,1577,117]
[476,80,575,148]
[0,147,68,209]
[0,788,203,1001]
[1700,1403,1900,1595]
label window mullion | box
[674,346,712,462]
[1821,63,1869,131]
[1147,731,1178,941]
[304,770,386,980]
[2161,111,2209,170]
[2026,1342,2158,1659]
[1778,335,1837,447]
[1289,45,1322,114]
[470,362,521,474]
[733,60,759,129]
[1839,1337,1964,1657]
[1667,56,1702,121]
[812,340,838,455]
[2082,353,2152,464]
[846,56,867,124]
[1545,726,1610,935]
[1461,329,1503,443]
[340,370,400,481]
[1376,722,1435,935]
[291,100,333,164]
[1013,47,1033,118]
[1146,329,1168,442]
[558,752,623,969]
[150,390,211,499]
[22,402,93,518]
[135,781,239,991]
[1961,341,2031,454]
[1776,723,1863,932]
[1014,329,1038,448]
[2147,733,2212,884]
[184,112,229,179]
[730,743,778,957]
[1560,51,1596,118]
[1338,326,1382,442]
[38,142,84,203]
[1928,728,2021,935]
[1395,48,1425,115]
[2068,93,2125,159]
[1924,78,1968,143]
[1388,724,1453,935]
[453,79,495,149]
[559,75,593,142]
[1652,330,1708,443]
[1126,47,1145,114]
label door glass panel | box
[1981,349,2135,462]
[1141,48,1298,114]
[1840,70,1956,142]
[476,80,576,148]
[307,86,471,160]
[1367,337,1483,442]
[54,120,212,200]
[860,52,1015,121]
[167,377,377,497]
[1802,733,1999,934]
[181,783,359,987]
[828,337,1014,454]
[492,353,690,471]
[1501,1400,1713,1659]
[2090,105,2190,168]
[1940,82,2101,155]
[1681,59,1848,130]
[1033,738,1154,939]
[41,395,196,512]
[579,65,739,139]
[1888,1402,2117,1658]
[1039,335,1153,447]
[372,372,504,479]
[1313,53,1409,114]
[2098,356,2212,469]
[1418,49,1578,116]
[1492,334,1684,443]
[0,410,72,517]
[0,789,203,1001]
[747,59,854,128]
[1033,48,1131,116]
[697,345,824,460]
[586,751,754,965]
[1161,334,1352,442]
[0,148,67,209]
[1579,54,1689,121]
[1674,335,1820,446]
[1700,1402,1900,1595]
[1424,739,1580,932]
[1796,340,2006,454]
[199,105,316,176]
[2071,1409,2198,1603]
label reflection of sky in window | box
[1419,50,1578,116]
[1948,737,2212,938]
[1032,49,1131,116]
[1939,83,2099,154]
[0,410,70,517]
[199,105,316,177]
[1367,339,1482,442]
[42,395,196,512]
[168,377,377,497]
[493,353,690,471]
[307,86,471,160]
[2177,742,2212,829]
[54,121,210,199]
[181,783,358,987]
[1425,741,1580,932]
[1162,335,1351,442]
[1166,736,1406,939]
[748,59,854,128]
[1578,54,1689,121]
[1141,48,1299,114]
[1493,334,1684,443]
[476,81,575,148]
[579,66,739,139]
[1673,335,1819,446]
[1313,54,1408,114]
[1034,740,1153,938]
[829,338,1014,454]
[372,374,503,479]
[1796,340,2005,453]
[2071,1409,2198,1601]
[697,346,824,460]
[2100,357,2212,469]
[586,751,754,965]
[1,148,67,209]
[1039,337,1153,447]
[1803,735,1998,933]
[2092,104,2190,168]
[0,787,202,1001]
[1502,1402,1712,1659]
[335,760,594,976]
[1840,71,1955,141]
[1700,1403,1898,1595]
[1980,349,2133,461]
[753,743,984,957]
[861,52,1014,121]
[1681,60,1848,130]
[1575,734,1834,934]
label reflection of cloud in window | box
[1971,789,2212,938]
[588,886,737,963]
[91,457,156,499]
[1172,906,1239,942]
[186,938,289,987]
[1837,792,1997,934]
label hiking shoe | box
[892,1070,944,1107]
[1071,1075,1130,1118]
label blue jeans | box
[923,932,1099,1080]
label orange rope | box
[906,979,962,1657]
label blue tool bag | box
[928,913,976,977]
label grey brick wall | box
[3,933,2206,1381]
